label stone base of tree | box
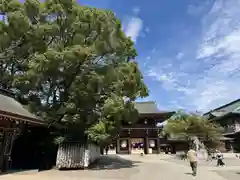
[56,142,100,169]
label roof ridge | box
[0,93,43,123]
[203,98,240,115]
[135,101,156,104]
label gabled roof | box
[203,99,240,119]
[0,89,45,125]
[134,101,160,114]
[209,112,240,122]
[134,101,175,117]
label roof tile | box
[0,93,42,122]
[134,101,166,114]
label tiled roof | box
[204,99,240,118]
[134,101,160,114]
[210,111,228,117]
[134,101,173,115]
[0,92,44,124]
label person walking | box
[216,150,225,166]
[187,147,198,176]
[105,146,109,155]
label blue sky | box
[78,0,240,113]
[15,0,240,112]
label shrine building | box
[0,88,47,172]
[114,101,175,154]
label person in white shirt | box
[216,150,225,166]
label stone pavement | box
[0,154,239,180]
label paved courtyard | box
[0,154,240,180]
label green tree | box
[0,0,148,145]
[163,111,224,150]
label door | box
[131,138,144,154]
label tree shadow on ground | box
[88,155,141,170]
[0,169,39,176]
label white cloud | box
[145,0,240,112]
[146,56,151,60]
[132,7,140,15]
[123,17,143,43]
[151,48,156,53]
[190,0,240,111]
[187,1,210,16]
[147,69,185,91]
[145,27,150,33]
[176,52,184,59]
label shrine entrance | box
[131,138,144,154]
[115,101,175,155]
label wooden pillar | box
[144,129,149,154]
[156,138,160,154]
[128,129,131,154]
[115,133,119,154]
[0,130,7,172]
[128,138,131,154]
[145,137,149,154]
[116,138,120,154]
[0,129,16,172]
[0,130,11,172]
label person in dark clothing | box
[105,146,109,155]
[216,150,225,166]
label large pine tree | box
[0,0,148,145]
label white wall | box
[84,144,101,167]
[56,143,100,169]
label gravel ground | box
[0,155,239,180]
[164,156,240,167]
[214,170,240,180]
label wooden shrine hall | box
[115,102,175,154]
[0,88,46,172]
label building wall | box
[235,119,240,131]
[218,115,240,134]
[216,115,240,152]
[116,117,161,154]
[115,115,187,154]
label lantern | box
[149,140,155,148]
[121,140,127,148]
